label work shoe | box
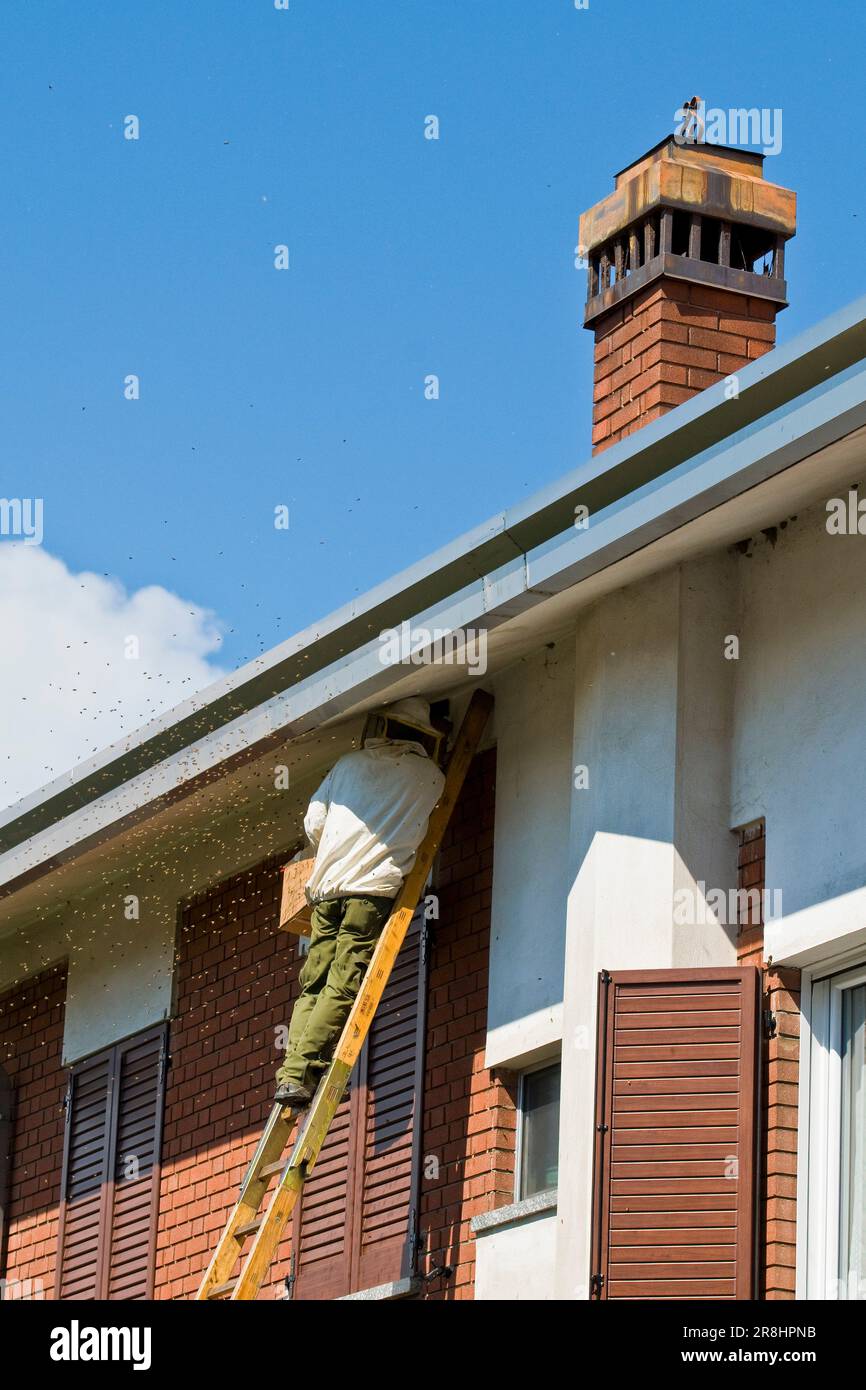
[275,1082,312,1110]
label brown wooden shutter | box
[56,1049,113,1299]
[289,1089,356,1299]
[355,906,427,1290]
[57,1024,167,1300]
[590,966,760,1300]
[290,909,427,1299]
[106,1028,167,1299]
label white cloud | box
[0,545,227,812]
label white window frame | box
[514,1057,561,1203]
[799,959,866,1298]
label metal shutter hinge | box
[421,921,433,966]
[590,1272,604,1297]
[408,1205,422,1251]
[763,1009,777,1039]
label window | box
[57,1025,167,1300]
[517,1062,560,1201]
[805,964,866,1300]
[840,984,866,1298]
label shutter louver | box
[291,909,427,1298]
[57,1025,166,1300]
[291,1092,356,1299]
[591,967,759,1300]
[57,1052,113,1300]
[357,910,427,1290]
[107,1029,165,1299]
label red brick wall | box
[735,820,766,968]
[155,855,297,1299]
[592,281,777,453]
[762,965,800,1299]
[0,963,67,1298]
[735,819,799,1300]
[416,747,516,1300]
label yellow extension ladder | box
[195,689,493,1301]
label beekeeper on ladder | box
[275,697,445,1110]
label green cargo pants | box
[276,894,394,1091]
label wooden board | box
[279,847,316,937]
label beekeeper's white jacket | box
[303,739,445,902]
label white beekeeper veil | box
[363,697,444,761]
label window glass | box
[840,983,866,1300]
[519,1063,560,1200]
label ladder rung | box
[207,1279,239,1300]
[259,1160,285,1180]
[235,1217,264,1239]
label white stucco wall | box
[474,1210,558,1300]
[732,496,866,965]
[485,641,574,1069]
[673,552,740,967]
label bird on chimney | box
[682,95,705,144]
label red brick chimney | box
[579,136,796,452]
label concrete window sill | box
[470,1187,558,1235]
[337,1276,421,1301]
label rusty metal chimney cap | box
[579,138,796,260]
[613,135,765,185]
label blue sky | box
[4,0,865,681]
